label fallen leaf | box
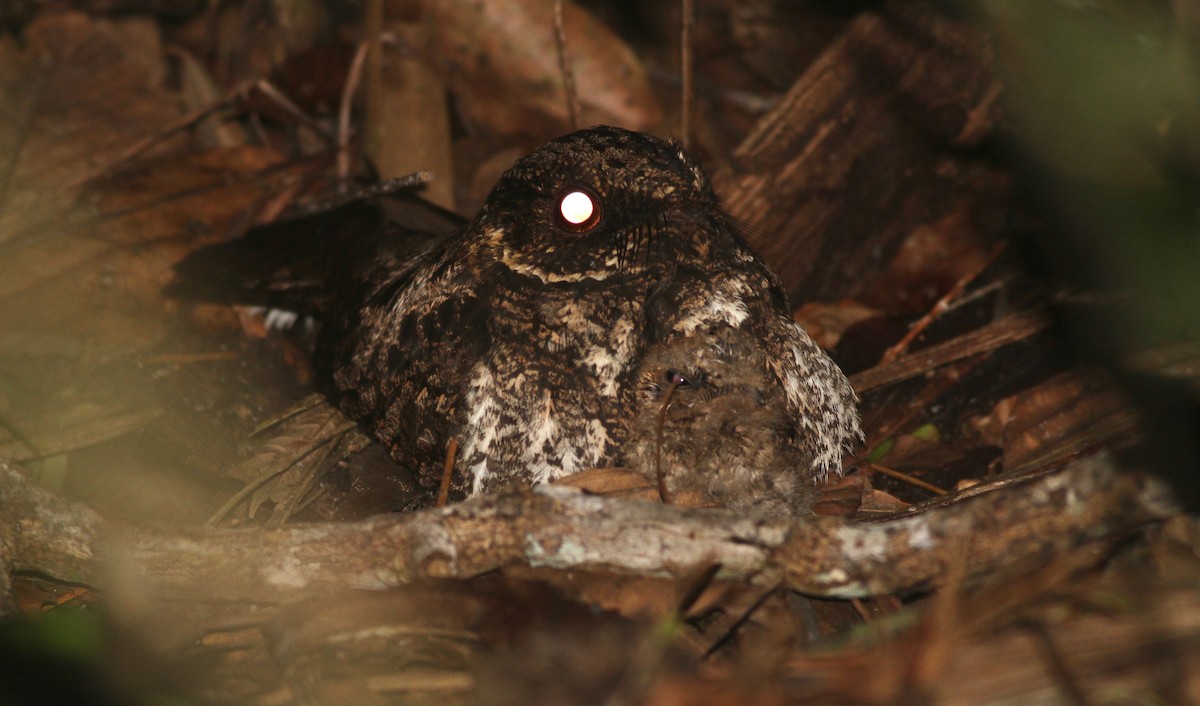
[432,0,662,137]
[794,299,878,350]
[0,13,181,292]
[861,198,992,315]
[971,370,1136,469]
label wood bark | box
[0,456,1175,611]
[713,11,1001,304]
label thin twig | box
[206,420,357,526]
[249,394,328,438]
[702,580,781,659]
[849,310,1050,394]
[680,0,694,149]
[654,378,684,504]
[554,0,582,130]
[868,462,949,497]
[73,78,258,187]
[285,171,433,219]
[141,351,239,365]
[908,537,971,693]
[254,79,337,144]
[268,430,348,525]
[338,39,373,183]
[676,562,722,616]
[437,438,458,508]
[881,242,1008,364]
[1025,621,1095,706]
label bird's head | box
[474,125,734,283]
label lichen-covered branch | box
[0,457,1176,611]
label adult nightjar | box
[169,126,861,510]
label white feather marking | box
[263,308,299,330]
[675,277,752,334]
[584,419,611,462]
[462,364,501,494]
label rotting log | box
[0,456,1175,611]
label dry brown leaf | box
[811,471,867,517]
[0,146,300,349]
[211,396,367,525]
[0,13,180,289]
[553,467,713,508]
[432,0,662,138]
[0,403,162,461]
[862,200,992,315]
[172,47,246,149]
[552,466,656,498]
[793,300,878,350]
[0,17,201,341]
[0,13,313,349]
[970,371,1136,469]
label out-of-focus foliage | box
[978,0,1200,349]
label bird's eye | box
[556,188,602,233]
[665,370,692,388]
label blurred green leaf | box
[0,607,104,662]
[867,437,895,463]
[974,0,1200,347]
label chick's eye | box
[665,370,692,388]
[556,188,602,232]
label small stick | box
[1026,621,1095,706]
[246,99,270,147]
[255,179,307,224]
[73,78,258,186]
[849,310,1049,394]
[51,587,93,607]
[553,0,582,130]
[868,462,949,497]
[141,351,239,365]
[254,79,337,144]
[653,378,684,504]
[675,562,722,616]
[880,242,1008,365]
[249,394,327,438]
[288,171,432,217]
[326,172,433,203]
[702,580,781,659]
[206,420,358,526]
[908,538,971,692]
[436,438,458,508]
[337,39,373,183]
[680,0,695,149]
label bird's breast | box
[458,287,644,492]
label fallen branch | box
[0,456,1175,611]
[849,311,1051,394]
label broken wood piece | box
[364,0,456,209]
[713,11,1000,304]
[0,454,1174,613]
[849,311,1051,393]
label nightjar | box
[169,126,861,510]
[626,323,823,516]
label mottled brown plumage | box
[170,126,861,513]
[625,324,822,516]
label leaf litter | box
[0,3,1197,706]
